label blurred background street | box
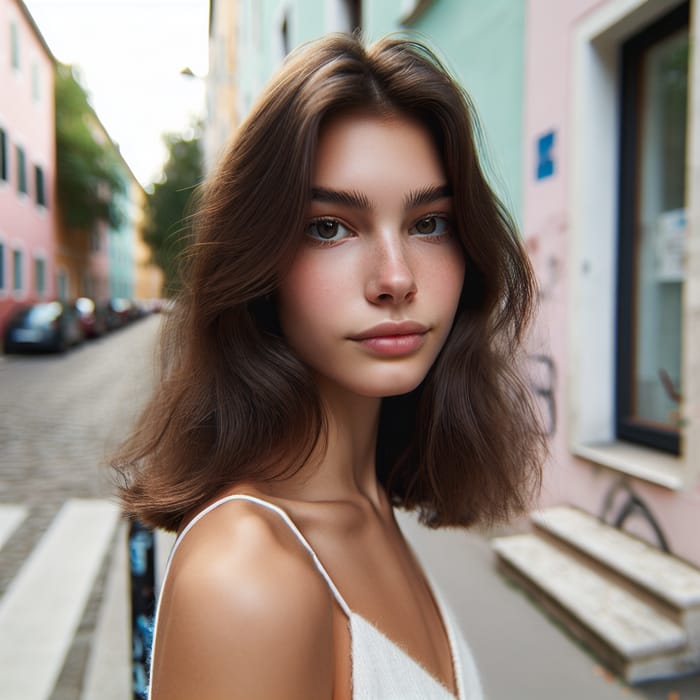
[0,311,698,699]
[0,312,160,700]
[2,0,700,698]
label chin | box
[353,371,428,398]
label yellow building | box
[205,0,239,173]
[131,179,163,301]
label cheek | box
[277,253,345,340]
[423,247,466,312]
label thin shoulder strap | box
[163,494,352,617]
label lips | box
[349,321,429,357]
[349,321,429,341]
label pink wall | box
[0,0,56,333]
[523,0,700,566]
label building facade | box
[213,0,700,566]
[0,0,56,331]
[206,0,239,172]
[131,177,163,302]
[523,0,699,566]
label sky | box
[24,0,210,188]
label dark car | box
[74,297,107,339]
[105,297,133,330]
[3,301,83,353]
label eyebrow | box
[310,184,452,211]
[404,184,452,209]
[311,187,371,209]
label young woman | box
[116,34,545,700]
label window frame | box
[34,163,46,207]
[31,62,40,102]
[15,144,27,195]
[34,255,46,297]
[10,21,20,72]
[615,2,689,455]
[12,247,23,294]
[0,127,8,183]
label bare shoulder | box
[150,499,335,700]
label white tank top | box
[149,495,483,700]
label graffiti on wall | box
[599,478,670,553]
[528,353,557,437]
[525,210,566,302]
[129,520,156,699]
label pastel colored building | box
[522,0,700,567]
[0,0,56,333]
[210,0,524,212]
[131,178,163,301]
[214,0,699,567]
[55,104,150,305]
[206,0,240,172]
[108,163,139,302]
[54,111,114,304]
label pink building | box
[524,0,700,566]
[0,0,56,333]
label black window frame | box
[0,127,8,182]
[616,1,689,455]
[34,164,46,207]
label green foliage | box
[55,64,125,230]
[143,129,204,294]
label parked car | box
[74,297,107,339]
[106,298,133,330]
[3,301,83,353]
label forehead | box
[312,112,446,192]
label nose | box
[364,233,417,305]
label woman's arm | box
[149,504,336,700]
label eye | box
[410,215,450,237]
[306,217,352,243]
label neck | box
[271,377,384,506]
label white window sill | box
[573,441,684,491]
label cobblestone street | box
[0,312,698,700]
[0,314,162,699]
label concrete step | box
[531,506,700,613]
[0,504,27,552]
[0,498,120,700]
[492,532,700,682]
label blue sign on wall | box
[536,130,556,180]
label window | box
[617,3,689,454]
[16,145,27,194]
[31,63,40,101]
[0,128,7,182]
[34,257,45,296]
[34,165,46,206]
[344,0,361,32]
[0,242,5,290]
[12,249,22,291]
[56,268,68,300]
[10,22,19,70]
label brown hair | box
[115,34,545,532]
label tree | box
[55,64,124,230]
[143,128,204,294]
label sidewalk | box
[86,514,700,699]
[397,511,700,700]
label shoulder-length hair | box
[115,34,545,532]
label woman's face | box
[277,111,465,399]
